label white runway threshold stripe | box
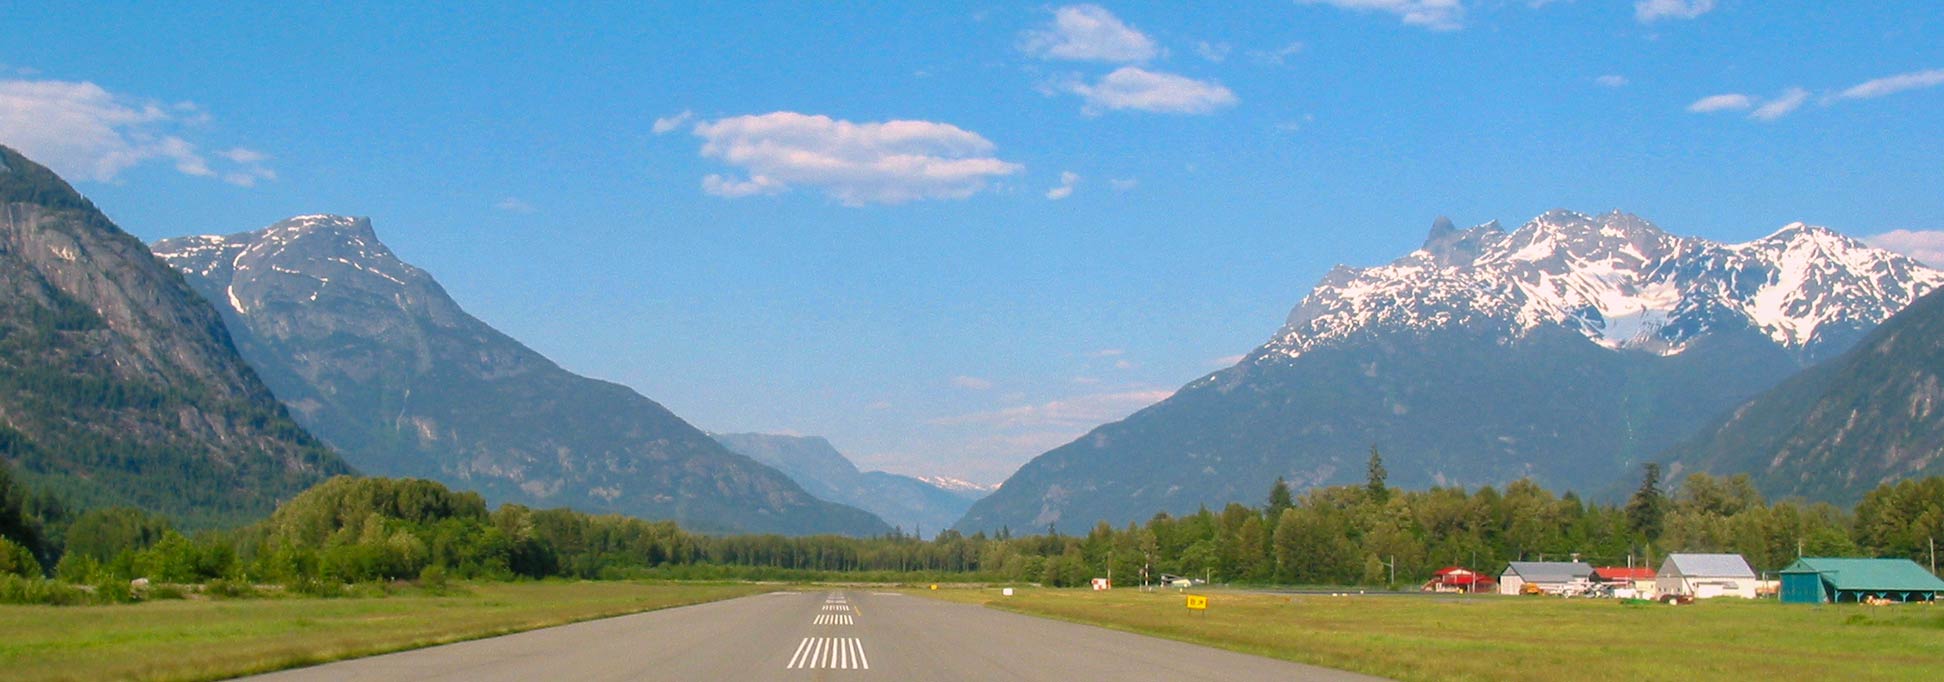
[812,614,854,625]
[821,604,850,611]
[786,637,869,670]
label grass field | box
[0,581,766,682]
[922,587,1944,681]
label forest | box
[3,451,1942,604]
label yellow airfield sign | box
[1186,595,1208,610]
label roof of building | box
[1503,561,1593,583]
[1781,558,1944,592]
[1659,553,1756,579]
[1593,567,1655,582]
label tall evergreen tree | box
[1267,477,1295,519]
[1625,462,1667,542]
[1366,446,1390,503]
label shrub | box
[204,578,258,599]
[0,574,89,605]
[0,536,41,578]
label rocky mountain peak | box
[1267,210,1943,363]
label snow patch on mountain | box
[1262,210,1944,362]
[916,475,999,494]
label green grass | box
[921,587,1944,681]
[0,580,766,682]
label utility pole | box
[1930,537,1936,577]
[1107,548,1113,587]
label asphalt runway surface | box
[239,590,1384,681]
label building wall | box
[1499,574,1525,596]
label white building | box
[1656,553,1759,599]
[1499,561,1594,595]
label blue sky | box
[3,1,1941,483]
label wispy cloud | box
[1046,171,1080,200]
[1083,348,1125,358]
[1195,41,1233,63]
[688,111,1022,206]
[1865,230,1944,267]
[1687,93,1753,113]
[1021,4,1158,63]
[1212,354,1247,366]
[1595,75,1629,88]
[1294,1,1465,31]
[0,78,270,185]
[1749,87,1809,121]
[1058,67,1238,115]
[495,197,535,213]
[1109,177,1139,192]
[951,375,995,391]
[1249,42,1307,66]
[1635,0,1715,23]
[651,110,694,134]
[929,389,1173,430]
[1834,68,1944,101]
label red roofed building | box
[1423,566,1497,593]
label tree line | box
[4,452,1942,603]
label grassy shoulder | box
[0,580,766,682]
[919,586,1944,681]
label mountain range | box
[710,432,986,537]
[152,215,888,536]
[956,210,1943,533]
[1664,286,1944,503]
[0,145,349,528]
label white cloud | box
[1749,87,1809,121]
[651,110,694,134]
[0,78,270,185]
[218,147,268,164]
[1046,171,1079,200]
[1295,1,1465,31]
[1834,68,1944,101]
[1865,230,1944,267]
[1250,42,1307,67]
[1060,67,1238,115]
[929,389,1174,430]
[1195,41,1232,63]
[1635,0,1715,22]
[1084,348,1125,358]
[1021,4,1159,63]
[1687,93,1753,113]
[951,375,995,391]
[1213,354,1248,366]
[495,197,535,213]
[1596,75,1629,88]
[689,111,1022,206]
[1109,177,1139,192]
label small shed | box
[1779,558,1944,604]
[1424,566,1496,593]
[1656,553,1758,599]
[1499,561,1593,595]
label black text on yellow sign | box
[1186,595,1208,610]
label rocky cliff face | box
[154,215,888,536]
[0,145,349,528]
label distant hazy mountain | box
[1663,287,1944,503]
[956,210,1943,533]
[0,146,349,528]
[153,215,887,536]
[710,433,984,537]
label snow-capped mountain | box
[955,211,1942,534]
[153,215,891,536]
[1264,210,1942,363]
[915,475,1000,499]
